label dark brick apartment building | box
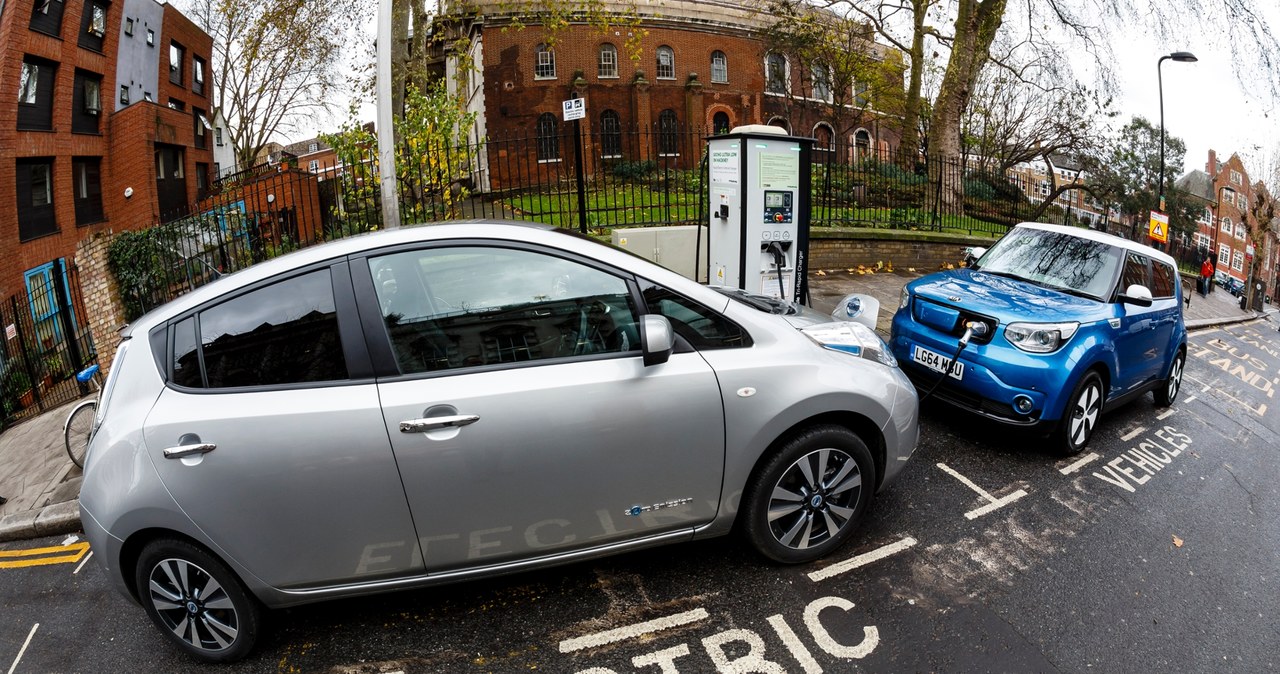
[0,0,213,304]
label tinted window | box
[1151,260,1176,298]
[172,316,200,387]
[370,247,639,375]
[1118,252,1149,296]
[192,270,347,388]
[643,285,750,349]
[978,228,1122,300]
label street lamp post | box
[1210,185,1235,294]
[1156,51,1197,248]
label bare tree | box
[182,0,369,169]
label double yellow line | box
[0,542,90,569]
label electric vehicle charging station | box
[707,126,812,303]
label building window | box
[16,158,58,241]
[657,109,679,156]
[72,70,102,134]
[119,85,129,104]
[1235,223,1245,239]
[193,56,206,96]
[193,108,210,149]
[1233,250,1245,271]
[1198,207,1210,224]
[711,51,727,83]
[170,42,185,85]
[765,53,788,94]
[1221,216,1232,233]
[854,79,870,107]
[599,43,618,78]
[146,28,154,46]
[1230,169,1242,185]
[29,0,66,36]
[656,46,675,80]
[215,127,223,146]
[196,162,209,200]
[18,57,56,131]
[713,111,730,135]
[854,129,872,161]
[813,123,834,152]
[308,159,319,172]
[168,98,185,111]
[536,112,559,161]
[811,63,832,102]
[1238,192,1247,209]
[124,17,133,35]
[600,109,621,158]
[1219,244,1231,267]
[534,44,555,79]
[78,0,107,51]
[73,157,104,226]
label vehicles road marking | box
[0,542,90,569]
[1184,374,1267,417]
[808,536,917,582]
[936,463,1027,520]
[1059,452,1100,475]
[6,623,37,674]
[559,608,709,653]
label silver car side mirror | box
[640,315,674,367]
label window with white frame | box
[765,53,788,94]
[711,51,727,83]
[1235,223,1245,239]
[598,43,617,78]
[656,46,675,80]
[309,159,319,172]
[1198,207,1210,223]
[534,44,556,79]
[308,142,319,153]
[813,123,833,151]
[1231,169,1242,185]
[1194,232,1209,250]
[1222,216,1232,233]
[536,112,559,161]
[1238,192,1247,209]
[1219,244,1231,266]
[1233,250,1244,271]
[811,63,831,102]
[853,79,869,107]
[1038,180,1051,196]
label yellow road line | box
[0,542,90,569]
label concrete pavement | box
[0,270,1273,544]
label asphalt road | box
[3,319,1278,673]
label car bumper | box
[80,503,135,604]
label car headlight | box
[899,285,910,309]
[801,321,898,368]
[1004,321,1079,353]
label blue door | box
[23,260,76,348]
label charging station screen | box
[763,190,793,224]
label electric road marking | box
[937,463,1027,520]
[1120,426,1146,442]
[559,608,709,653]
[808,536,917,582]
[0,542,90,569]
[1157,409,1177,420]
[1059,452,1100,475]
[6,623,37,674]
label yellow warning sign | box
[1149,211,1169,243]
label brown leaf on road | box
[1172,535,1184,548]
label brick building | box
[1176,150,1255,284]
[439,0,904,191]
[1,0,213,302]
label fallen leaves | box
[1172,535,1184,548]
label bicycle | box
[64,363,102,469]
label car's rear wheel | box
[135,538,261,663]
[1055,371,1104,456]
[742,426,874,564]
[1153,350,1185,407]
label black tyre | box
[1153,350,1185,408]
[742,425,875,564]
[135,538,261,663]
[63,401,95,469]
[1055,371,1104,456]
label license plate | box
[913,345,963,380]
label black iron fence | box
[0,258,95,427]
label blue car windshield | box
[976,228,1122,300]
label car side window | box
[642,285,751,349]
[1150,260,1176,298]
[1117,252,1150,296]
[369,247,640,375]
[173,269,348,388]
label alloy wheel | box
[147,558,240,653]
[766,448,862,550]
[1167,357,1183,400]
[1069,380,1102,447]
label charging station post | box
[707,126,813,304]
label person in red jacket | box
[1201,257,1213,296]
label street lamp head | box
[1169,51,1198,62]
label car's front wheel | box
[1154,350,1185,407]
[742,426,874,564]
[1055,371,1104,456]
[135,538,261,663]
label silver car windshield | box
[976,228,1122,300]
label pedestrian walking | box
[1200,257,1213,297]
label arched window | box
[656,46,675,80]
[813,123,834,152]
[599,43,618,78]
[711,51,728,83]
[712,111,730,135]
[1221,216,1232,233]
[658,109,679,155]
[537,113,559,161]
[765,53,788,94]
[600,109,622,158]
[535,44,556,79]
[766,116,790,133]
[853,129,872,160]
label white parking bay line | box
[1157,409,1177,420]
[558,608,709,653]
[1059,452,1100,475]
[1183,396,1197,404]
[1120,426,1146,442]
[808,537,918,582]
[73,550,94,575]
[6,623,38,674]
[937,463,1028,520]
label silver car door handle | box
[400,414,480,433]
[163,443,217,459]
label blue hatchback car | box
[890,222,1186,455]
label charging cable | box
[764,242,788,300]
[919,320,988,403]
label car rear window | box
[1151,261,1177,298]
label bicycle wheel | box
[64,401,96,469]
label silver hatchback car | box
[80,221,918,662]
